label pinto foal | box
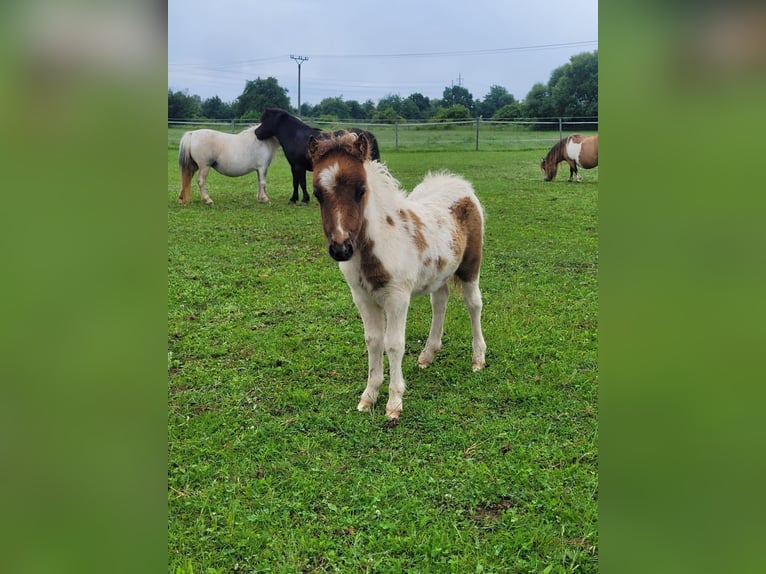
[540,133,598,182]
[308,131,487,419]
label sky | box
[168,0,598,108]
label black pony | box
[255,108,380,204]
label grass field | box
[168,131,598,573]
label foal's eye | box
[355,183,366,202]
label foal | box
[308,131,487,419]
[178,125,280,205]
[540,133,598,182]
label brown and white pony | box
[178,124,280,205]
[540,134,598,182]
[307,131,487,420]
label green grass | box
[168,133,598,573]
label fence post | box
[476,116,481,151]
[231,119,235,133]
[395,121,399,151]
[558,117,563,140]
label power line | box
[168,41,597,71]
[310,41,598,60]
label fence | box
[168,117,598,152]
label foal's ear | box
[352,132,369,160]
[307,135,320,159]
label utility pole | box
[290,55,309,117]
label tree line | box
[168,51,596,124]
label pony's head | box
[308,131,374,262]
[254,108,285,140]
[540,156,557,181]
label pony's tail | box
[178,132,198,204]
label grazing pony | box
[308,131,486,419]
[178,124,280,205]
[255,108,380,204]
[540,134,598,182]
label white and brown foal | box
[307,131,487,419]
[540,133,598,182]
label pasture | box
[168,128,598,573]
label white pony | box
[307,131,487,420]
[178,124,281,205]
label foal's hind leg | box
[289,165,302,204]
[298,170,310,204]
[179,167,195,204]
[197,166,214,205]
[418,282,450,368]
[462,280,487,371]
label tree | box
[317,96,349,120]
[399,99,421,120]
[406,92,430,115]
[201,95,233,119]
[168,89,201,119]
[432,104,471,122]
[399,93,430,120]
[441,86,474,115]
[522,82,556,120]
[300,103,318,117]
[371,107,401,123]
[492,102,523,121]
[361,100,376,119]
[477,85,516,119]
[345,100,367,120]
[377,94,403,115]
[235,77,290,119]
[549,51,598,117]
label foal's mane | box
[543,136,567,165]
[309,131,378,164]
[309,132,403,199]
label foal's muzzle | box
[329,240,353,261]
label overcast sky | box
[168,0,598,107]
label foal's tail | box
[178,132,198,204]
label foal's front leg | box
[383,296,411,419]
[567,160,581,183]
[353,296,385,412]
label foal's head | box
[308,131,374,262]
[540,155,558,181]
[540,142,564,181]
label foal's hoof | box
[385,409,401,420]
[204,199,214,205]
[472,359,486,371]
[357,399,373,412]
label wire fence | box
[168,117,598,152]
